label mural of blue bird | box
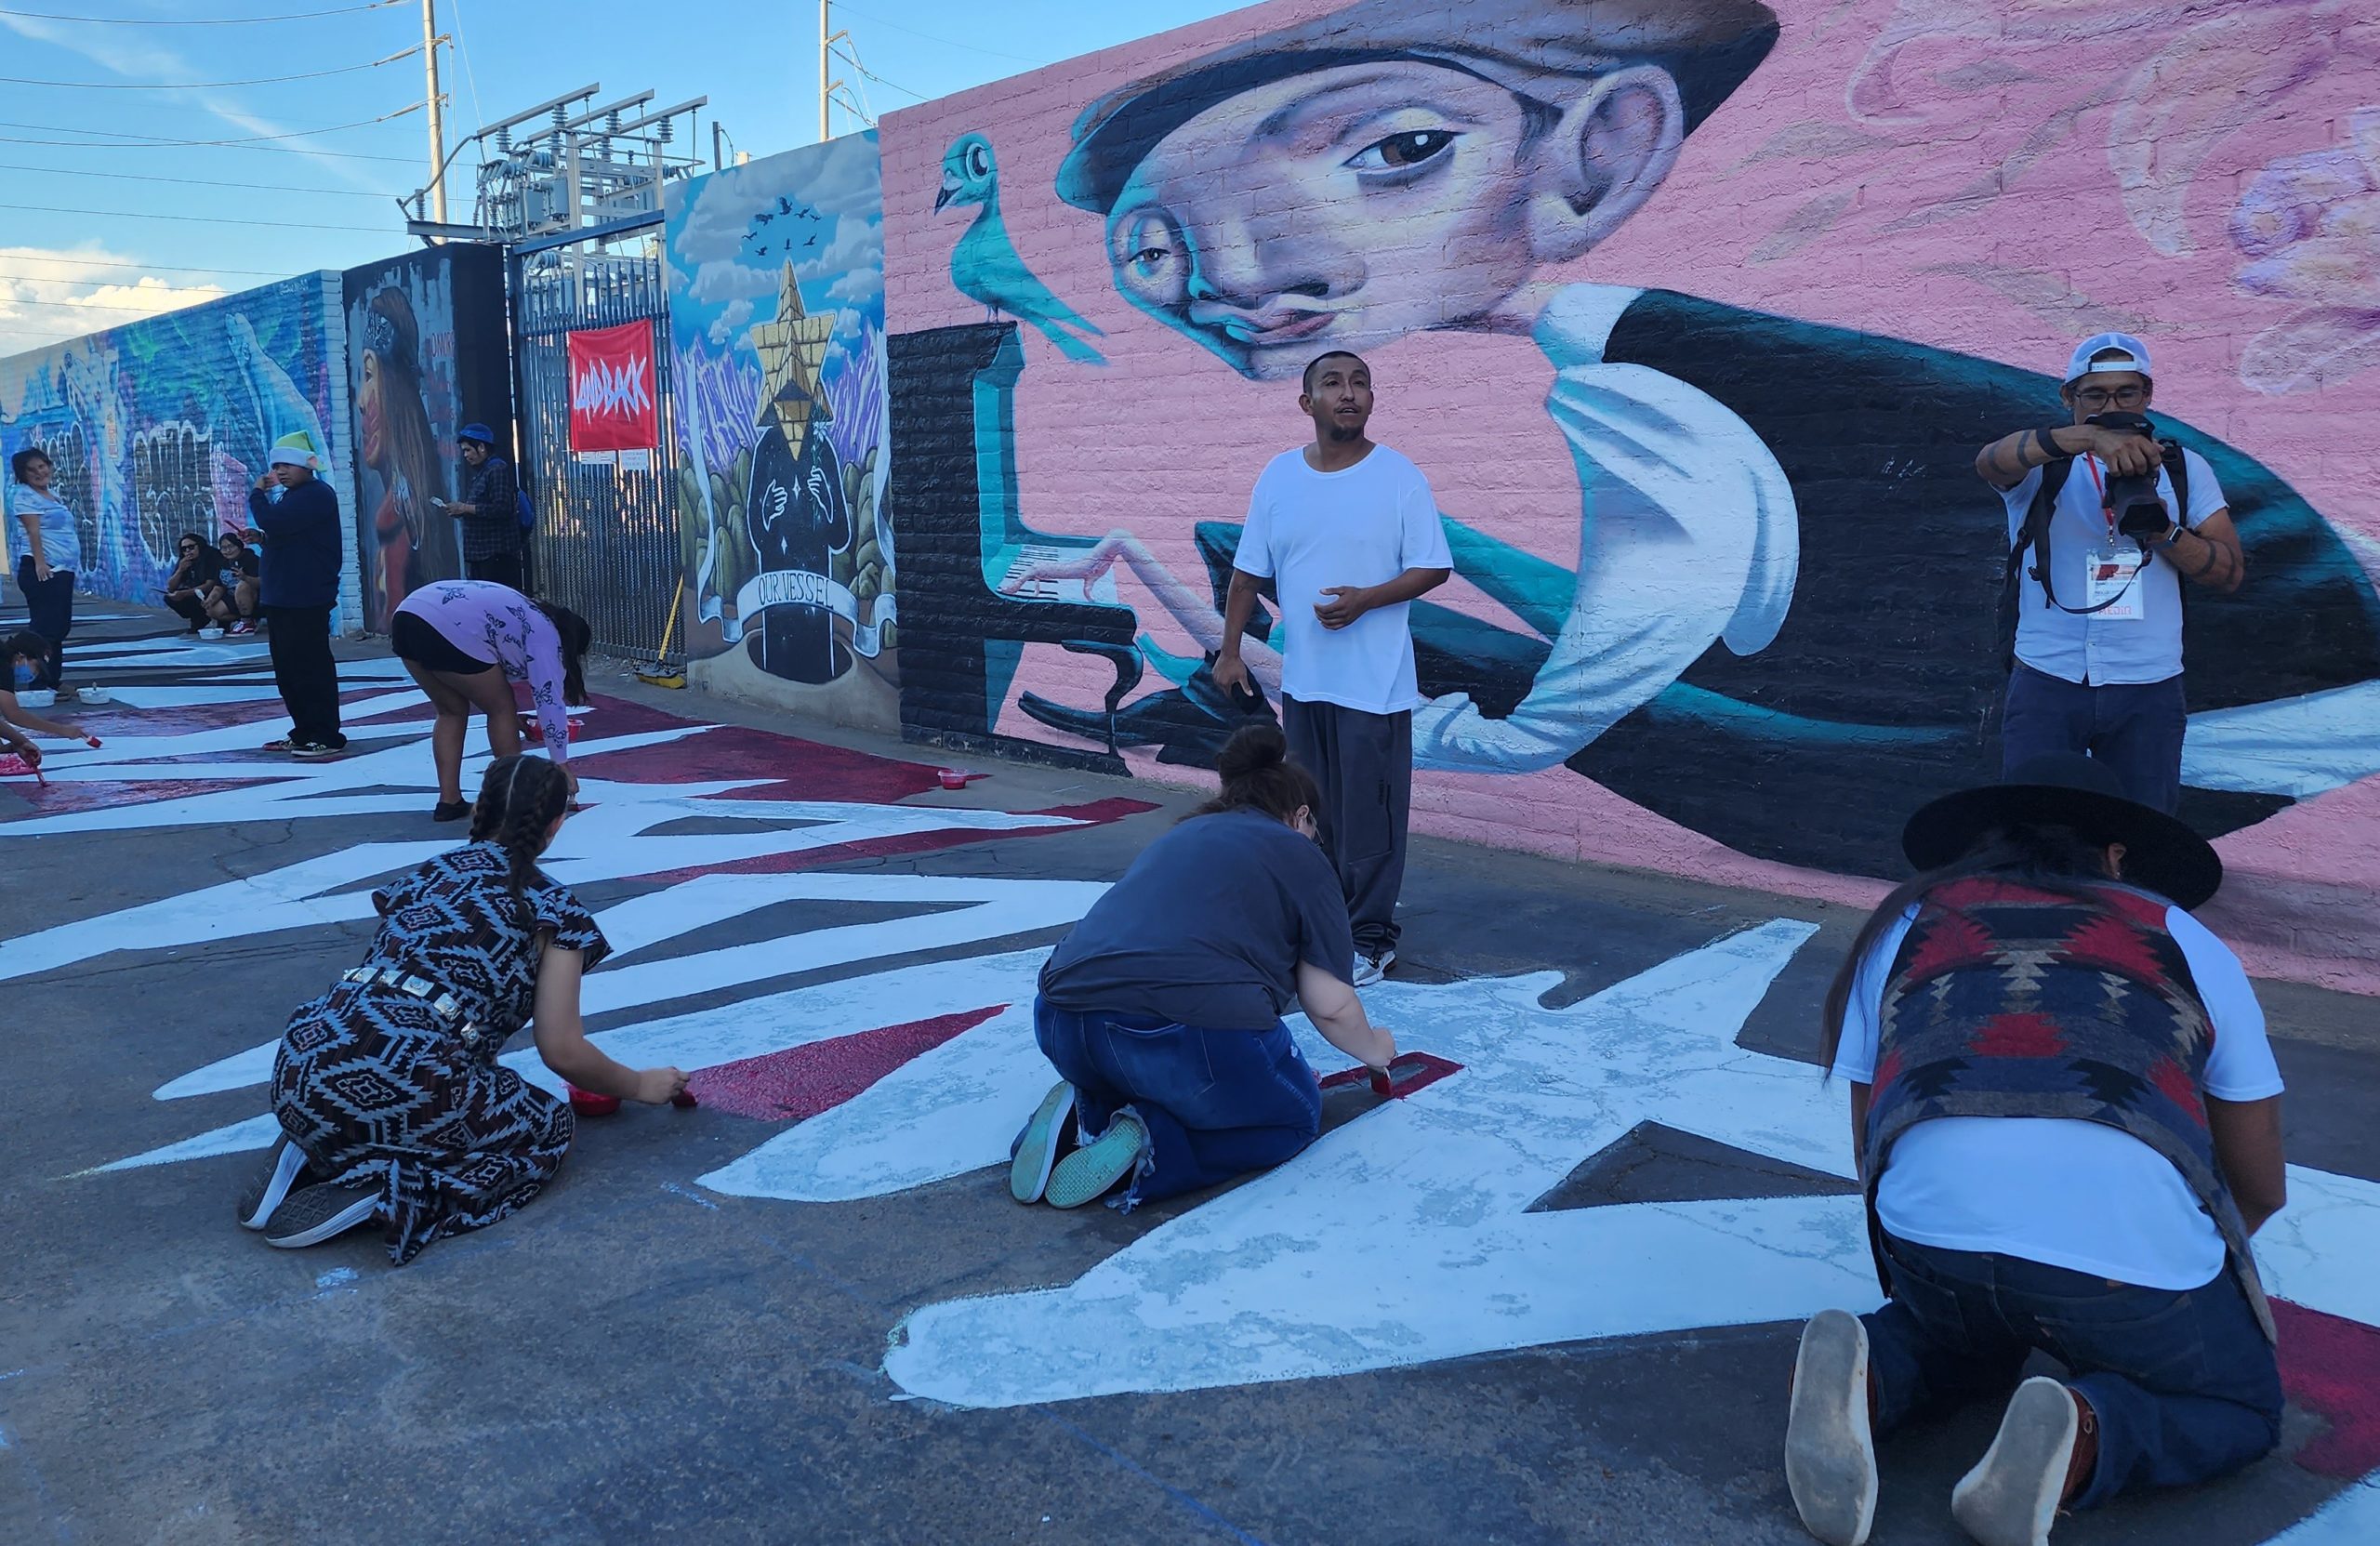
[937,132,1105,366]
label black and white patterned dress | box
[271,841,610,1263]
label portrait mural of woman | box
[354,284,458,629]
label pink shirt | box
[395,580,571,764]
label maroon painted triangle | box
[683,1005,1007,1122]
[2274,1297,2380,1478]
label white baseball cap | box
[2065,332,2153,384]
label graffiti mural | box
[664,134,896,728]
[0,272,354,627]
[342,244,509,631]
[879,0,2380,990]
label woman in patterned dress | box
[242,754,689,1260]
[390,578,593,822]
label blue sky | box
[0,0,1248,357]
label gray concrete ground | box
[2,597,2374,1545]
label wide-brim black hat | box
[1056,0,1781,215]
[1901,752,2222,909]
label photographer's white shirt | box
[2002,447,2224,687]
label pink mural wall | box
[879,0,2380,991]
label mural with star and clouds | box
[662,132,895,725]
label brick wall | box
[901,0,2380,989]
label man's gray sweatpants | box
[1280,694,1410,958]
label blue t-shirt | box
[7,484,82,574]
[1038,808,1355,1030]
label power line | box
[0,1,399,21]
[0,294,218,313]
[830,45,928,103]
[2,45,416,90]
[0,200,394,232]
[0,108,424,162]
[0,257,289,279]
[835,1,1047,68]
[0,159,401,197]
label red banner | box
[566,322,659,454]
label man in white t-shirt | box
[1783,752,2285,1546]
[1214,351,1452,985]
[1975,334,2245,814]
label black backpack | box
[1998,438,2190,665]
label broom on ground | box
[635,587,687,689]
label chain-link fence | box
[513,227,682,667]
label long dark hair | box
[535,601,592,706]
[1818,822,2120,1070]
[467,753,571,930]
[1188,721,1320,826]
[9,448,47,482]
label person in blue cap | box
[443,423,525,592]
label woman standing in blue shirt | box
[8,449,82,695]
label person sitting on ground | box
[161,533,215,632]
[202,531,261,634]
[244,754,689,1259]
[1784,752,2286,1546]
[1012,721,1396,1211]
[3,630,95,765]
[390,578,592,822]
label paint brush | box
[1319,1051,1461,1102]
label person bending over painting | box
[390,578,592,822]
[1784,754,2285,1546]
[242,755,688,1260]
[1011,722,1395,1211]
[3,629,97,767]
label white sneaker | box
[1353,949,1395,987]
[1951,1376,2082,1546]
[1785,1309,1878,1546]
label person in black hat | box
[1782,753,2286,1546]
[443,423,525,592]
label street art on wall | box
[0,273,353,626]
[343,244,509,631]
[879,0,2380,990]
[665,133,896,727]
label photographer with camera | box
[1975,335,2241,815]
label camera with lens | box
[2086,411,2173,543]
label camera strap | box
[2007,441,2189,616]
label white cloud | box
[690,259,781,306]
[677,136,884,269]
[0,246,226,358]
[707,297,756,347]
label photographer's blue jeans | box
[1032,998,1322,1209]
[1862,1234,2281,1511]
[2002,664,2187,814]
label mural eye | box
[966,143,990,179]
[1109,209,1188,302]
[1344,128,1458,174]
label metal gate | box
[513,223,682,667]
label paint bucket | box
[15,689,53,708]
[936,768,984,790]
[568,1086,622,1117]
[77,685,111,705]
[198,627,224,641]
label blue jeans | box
[1032,998,1322,1209]
[2001,664,2187,814]
[14,556,73,690]
[1863,1234,2281,1510]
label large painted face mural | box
[665,134,896,724]
[881,0,2380,991]
[0,275,350,628]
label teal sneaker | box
[1045,1110,1151,1210]
[1009,1082,1078,1204]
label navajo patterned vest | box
[1861,876,2274,1341]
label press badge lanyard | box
[2072,456,2146,620]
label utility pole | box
[818,0,845,144]
[422,0,448,221]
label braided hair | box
[467,753,570,930]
